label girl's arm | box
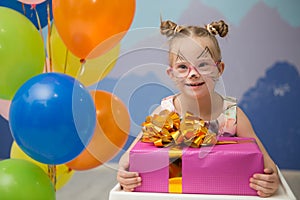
[117,106,162,191]
[236,107,279,197]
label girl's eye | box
[198,62,209,68]
[178,64,188,70]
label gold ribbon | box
[168,146,183,193]
[141,110,216,193]
[141,109,217,148]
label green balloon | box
[0,7,45,100]
[0,159,55,200]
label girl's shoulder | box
[222,96,237,107]
[217,95,238,136]
[161,95,177,112]
[222,96,237,118]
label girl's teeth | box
[187,82,204,86]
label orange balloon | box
[67,90,130,170]
[52,0,135,59]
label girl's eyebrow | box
[175,50,188,62]
[196,46,212,59]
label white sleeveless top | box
[160,95,237,136]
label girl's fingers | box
[118,175,141,185]
[249,181,273,196]
[117,170,142,192]
[257,190,273,197]
[249,170,280,197]
[252,173,275,182]
[264,168,274,174]
[122,181,142,192]
[250,178,273,189]
[118,170,139,179]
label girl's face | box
[167,37,223,99]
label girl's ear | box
[166,67,174,78]
[217,62,225,76]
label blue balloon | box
[0,0,52,29]
[9,73,96,164]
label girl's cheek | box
[204,68,219,81]
[202,74,218,90]
[173,77,185,85]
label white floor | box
[56,163,300,200]
[56,163,118,200]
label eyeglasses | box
[171,59,220,78]
[170,46,220,78]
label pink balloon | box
[0,99,11,120]
[18,0,46,5]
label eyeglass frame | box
[169,46,221,78]
[170,59,221,78]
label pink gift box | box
[129,137,264,195]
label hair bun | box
[160,20,182,38]
[206,20,228,37]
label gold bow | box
[141,110,217,147]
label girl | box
[117,19,279,197]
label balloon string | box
[47,164,57,191]
[33,6,42,36]
[79,59,86,76]
[33,5,48,73]
[47,2,52,72]
[63,49,69,74]
[22,3,26,15]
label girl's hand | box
[117,152,142,192]
[249,168,280,197]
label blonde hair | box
[160,19,229,62]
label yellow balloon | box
[49,24,120,86]
[10,141,74,190]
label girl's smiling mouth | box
[185,82,205,87]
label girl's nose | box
[188,66,201,78]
